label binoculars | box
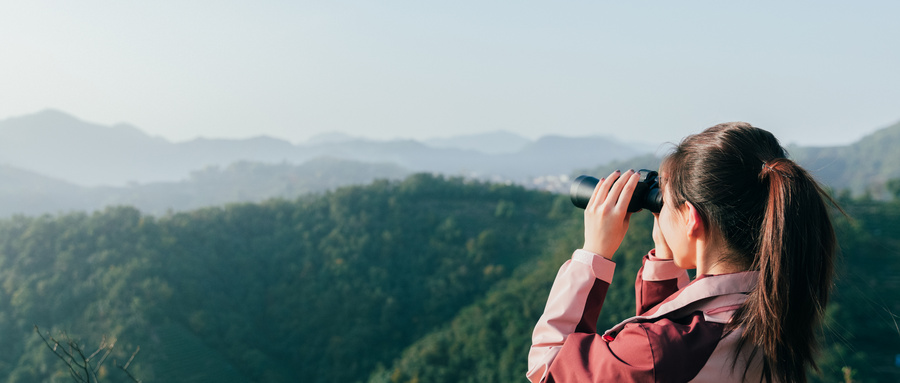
[570,169,663,213]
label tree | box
[886,178,900,200]
[35,325,141,383]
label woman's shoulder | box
[614,313,729,382]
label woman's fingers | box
[586,178,606,210]
[586,169,639,212]
[581,170,640,259]
[587,170,621,210]
[614,170,641,211]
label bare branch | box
[123,346,140,370]
[35,324,141,383]
[94,345,114,375]
[71,343,93,382]
[35,325,87,383]
[115,346,143,383]
[86,341,105,361]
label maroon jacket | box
[527,250,763,382]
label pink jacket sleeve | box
[526,250,695,383]
[635,251,690,316]
[526,249,615,382]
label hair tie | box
[761,160,793,178]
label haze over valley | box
[2,109,900,217]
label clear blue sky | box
[1,1,898,146]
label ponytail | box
[662,123,838,383]
[732,159,836,382]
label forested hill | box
[0,174,569,382]
[2,174,898,382]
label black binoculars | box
[570,169,663,213]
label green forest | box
[0,174,898,382]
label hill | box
[1,175,897,382]
[0,174,568,382]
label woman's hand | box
[582,169,641,259]
[651,213,674,260]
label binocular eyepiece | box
[570,169,663,213]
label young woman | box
[527,123,837,383]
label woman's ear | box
[684,202,705,239]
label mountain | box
[0,110,173,185]
[789,120,900,197]
[0,110,307,186]
[0,158,409,217]
[577,120,900,200]
[578,153,664,178]
[0,164,88,216]
[424,130,532,154]
[306,132,360,145]
[10,109,899,202]
[0,110,647,187]
[507,135,640,176]
[302,136,644,181]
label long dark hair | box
[661,122,837,382]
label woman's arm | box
[527,170,648,382]
[527,250,718,383]
[634,212,690,315]
[526,250,615,382]
[635,251,690,315]
[528,250,674,383]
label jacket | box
[527,249,764,382]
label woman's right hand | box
[651,213,674,259]
[582,169,641,260]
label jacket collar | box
[603,271,758,336]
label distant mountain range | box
[0,158,411,217]
[0,109,647,216]
[1,109,898,217]
[0,109,645,187]
[789,120,900,197]
[578,121,900,199]
[424,131,532,154]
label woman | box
[527,123,836,383]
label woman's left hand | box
[582,169,641,260]
[651,213,674,260]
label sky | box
[0,1,898,147]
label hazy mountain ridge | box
[0,110,645,187]
[578,120,900,199]
[3,110,899,218]
[424,131,532,154]
[0,158,409,217]
[0,110,175,185]
[789,120,900,197]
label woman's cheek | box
[662,212,695,269]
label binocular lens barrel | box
[569,170,663,213]
[570,176,600,209]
